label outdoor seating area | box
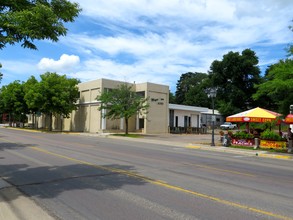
[169,126,207,134]
[219,107,293,152]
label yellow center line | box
[29,146,291,220]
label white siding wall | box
[191,114,199,127]
[174,110,199,127]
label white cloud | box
[45,0,293,91]
[1,0,292,92]
[0,59,39,85]
[37,54,80,72]
[78,0,236,23]
[67,53,210,89]
[2,60,36,75]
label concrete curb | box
[0,179,55,220]
[185,144,293,160]
[2,126,292,160]
[89,133,293,160]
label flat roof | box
[204,109,221,115]
[169,104,209,113]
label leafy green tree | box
[97,84,149,135]
[24,72,80,131]
[0,80,28,126]
[0,63,2,83]
[288,20,293,56]
[175,72,194,104]
[184,74,210,107]
[209,49,262,117]
[0,0,81,50]
[253,59,293,115]
[24,76,39,110]
[175,72,209,106]
[169,91,176,104]
[23,76,41,128]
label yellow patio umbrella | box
[226,107,281,123]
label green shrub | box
[260,129,283,141]
[232,131,254,139]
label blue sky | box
[0,0,292,92]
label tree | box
[97,84,149,135]
[0,80,28,126]
[24,72,80,131]
[175,72,195,104]
[175,72,209,106]
[0,0,81,50]
[0,63,2,83]
[253,59,293,115]
[23,76,41,128]
[209,49,262,117]
[169,91,176,104]
[183,73,210,107]
[288,20,293,56]
[24,76,39,110]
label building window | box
[136,91,145,97]
[104,88,113,93]
[139,118,144,129]
[169,110,174,127]
[184,116,188,128]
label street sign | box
[212,115,216,122]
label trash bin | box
[254,138,259,149]
[288,140,293,153]
[223,134,231,147]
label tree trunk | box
[125,118,128,135]
[33,113,35,129]
[49,113,53,131]
[9,113,12,127]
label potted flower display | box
[231,131,255,147]
[259,129,287,149]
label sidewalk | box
[0,179,55,220]
[88,132,293,160]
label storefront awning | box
[226,107,281,123]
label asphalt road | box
[0,127,293,220]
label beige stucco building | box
[59,78,169,134]
[30,78,221,134]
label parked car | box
[220,122,237,130]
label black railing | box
[169,126,207,134]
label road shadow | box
[0,163,147,201]
[0,142,33,151]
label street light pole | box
[207,88,217,146]
[211,95,215,146]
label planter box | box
[259,140,287,149]
[232,138,255,147]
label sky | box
[0,0,292,92]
